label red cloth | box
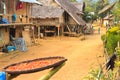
[16,2,23,10]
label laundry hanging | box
[0,1,6,14]
[12,14,17,22]
[16,1,23,10]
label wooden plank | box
[0,14,4,16]
[0,23,32,27]
[66,24,71,32]
[45,30,55,33]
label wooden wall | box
[2,0,30,23]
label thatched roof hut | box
[55,0,86,26]
[98,2,116,14]
[32,0,86,26]
[103,14,114,20]
[31,0,86,37]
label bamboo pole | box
[66,24,71,32]
[96,66,102,80]
[117,41,120,79]
[38,63,65,80]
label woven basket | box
[3,56,67,75]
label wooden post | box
[31,26,35,43]
[38,26,40,38]
[13,0,16,13]
[26,3,28,23]
[61,25,64,36]
[30,3,33,23]
[58,25,60,36]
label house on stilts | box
[31,0,86,38]
[0,0,41,50]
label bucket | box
[0,72,6,80]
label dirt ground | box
[0,27,106,80]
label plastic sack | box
[0,72,6,80]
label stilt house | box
[31,0,86,37]
[0,0,41,47]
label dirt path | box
[0,27,105,80]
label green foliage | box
[108,26,119,33]
[112,2,120,22]
[82,0,98,12]
[82,68,117,80]
[101,34,106,42]
[106,33,119,55]
[83,11,98,23]
[103,26,120,55]
[82,68,99,80]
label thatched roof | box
[104,14,114,20]
[36,0,49,6]
[55,0,86,26]
[31,0,86,26]
[98,2,116,14]
[31,6,64,19]
[71,2,85,13]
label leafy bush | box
[102,26,120,55]
[108,26,119,33]
[82,68,117,80]
[101,34,106,42]
[106,33,120,55]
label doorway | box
[9,28,16,41]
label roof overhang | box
[20,0,42,5]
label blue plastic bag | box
[0,72,6,80]
[0,18,9,24]
[7,46,16,52]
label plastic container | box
[0,72,6,80]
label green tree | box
[82,0,97,12]
[113,2,120,22]
[82,0,98,23]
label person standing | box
[98,27,100,34]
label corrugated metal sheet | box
[20,0,42,5]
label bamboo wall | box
[33,18,59,26]
[68,16,77,25]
